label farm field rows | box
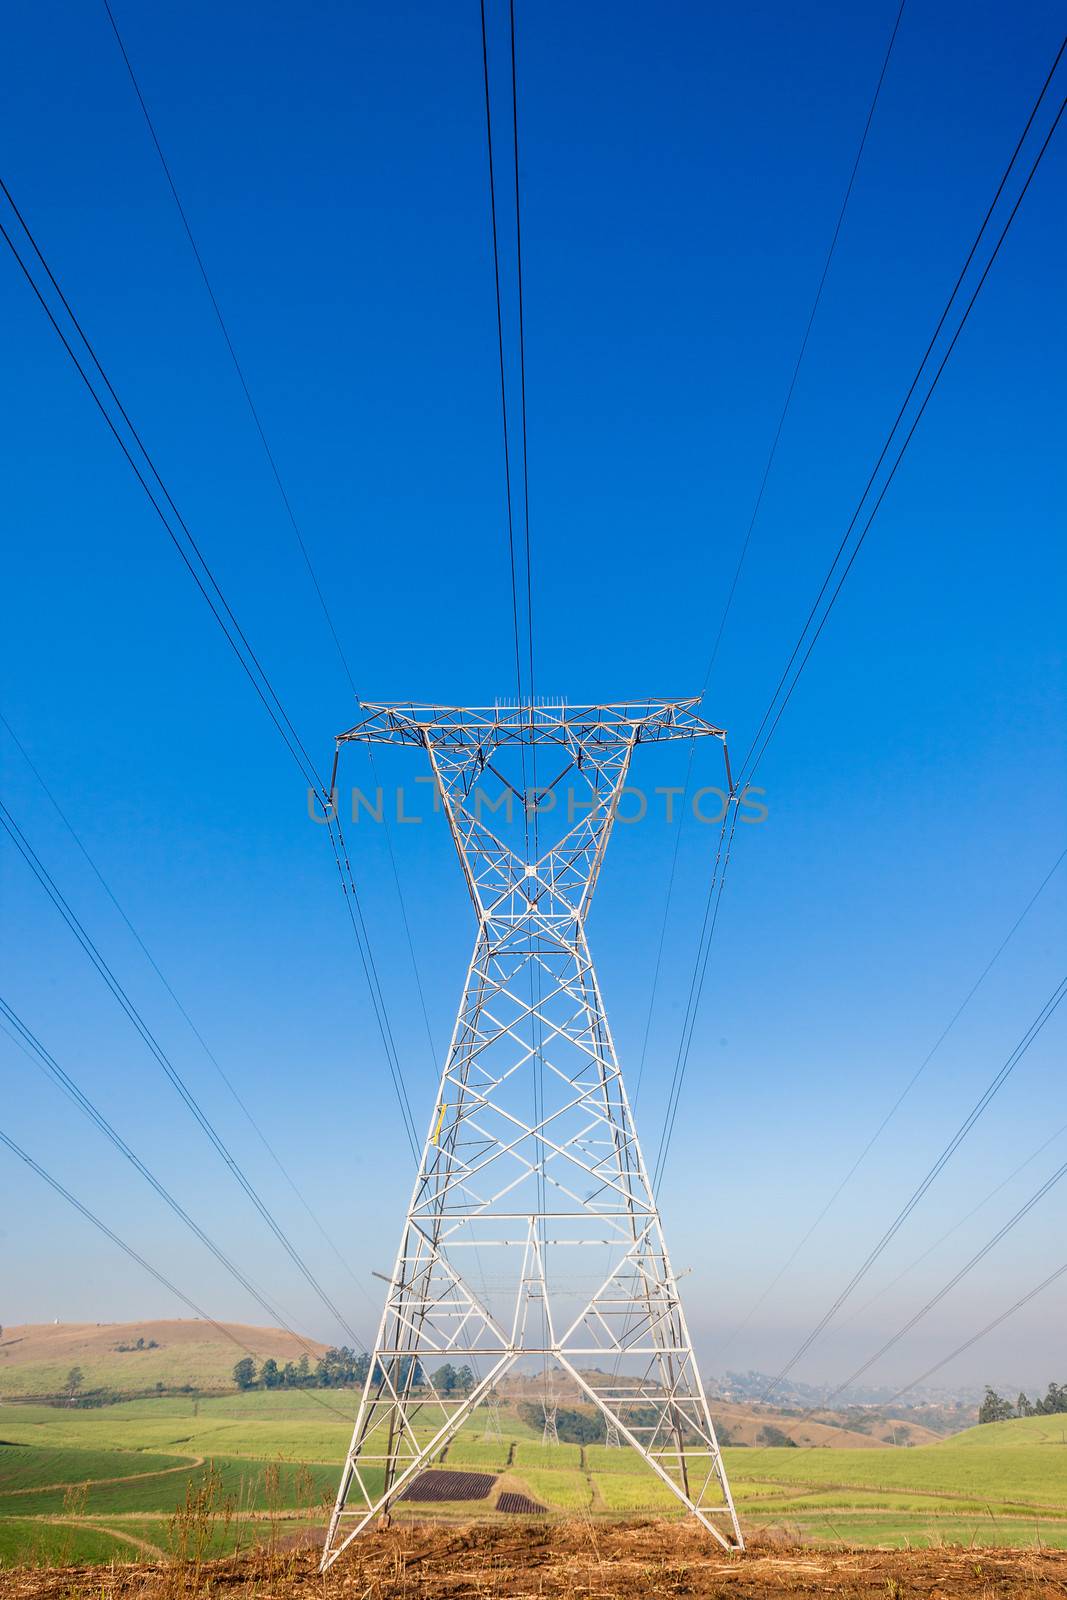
[2,1392,1067,1565]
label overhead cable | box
[737,41,1066,788]
[1,708,373,1300]
[0,1125,356,1423]
[0,797,367,1346]
[658,38,1066,1194]
[824,1151,1067,1401]
[0,174,419,1153]
[0,996,350,1352]
[885,1258,1067,1404]
[702,0,909,690]
[638,2,910,1114]
[99,0,438,1074]
[711,843,1067,1361]
[762,970,1067,1397]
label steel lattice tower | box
[321,700,743,1566]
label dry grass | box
[0,1322,327,1398]
[1,1519,1066,1599]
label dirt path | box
[1,1457,204,1498]
[36,1519,166,1560]
[738,1474,1067,1516]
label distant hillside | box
[498,1372,941,1450]
[935,1413,1067,1449]
[0,1322,945,1445]
[0,1321,328,1399]
[706,1399,940,1449]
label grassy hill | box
[0,1322,327,1399]
[0,1394,1064,1565]
[706,1399,939,1449]
[941,1414,1067,1449]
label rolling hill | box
[0,1321,944,1449]
[933,1413,1067,1449]
[0,1321,327,1399]
[705,1398,940,1448]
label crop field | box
[2,1394,1067,1567]
[441,1437,513,1469]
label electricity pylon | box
[321,700,743,1567]
[481,1391,504,1442]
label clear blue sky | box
[1,0,1064,1396]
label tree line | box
[978,1381,1067,1423]
[232,1348,476,1394]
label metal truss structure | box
[321,700,743,1567]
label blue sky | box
[1,0,1064,1395]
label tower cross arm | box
[335,699,727,752]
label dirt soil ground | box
[3,1520,1067,1599]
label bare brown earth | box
[2,1522,1066,1599]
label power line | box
[741,53,1067,1388]
[885,1258,1067,1405]
[737,41,1067,788]
[0,176,324,799]
[480,0,528,718]
[838,1113,1067,1334]
[633,745,698,1113]
[711,843,1067,1362]
[762,971,1067,1397]
[642,0,908,1141]
[506,0,551,1400]
[0,1125,356,1422]
[651,797,739,1193]
[323,810,420,1160]
[701,0,908,692]
[0,995,348,1353]
[0,796,366,1346]
[656,37,1066,1195]
[743,1129,1067,1450]
[0,707,373,1300]
[509,0,535,707]
[825,1150,1067,1401]
[99,0,355,700]
[0,172,419,1155]
[99,0,438,1078]
[478,0,543,1384]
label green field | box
[1,1393,1066,1566]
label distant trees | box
[1029,1382,1067,1416]
[979,1383,1067,1423]
[231,1347,424,1392]
[517,1402,605,1444]
[429,1364,474,1396]
[315,1347,370,1388]
[756,1424,797,1448]
[978,1388,1017,1424]
[66,1366,84,1402]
